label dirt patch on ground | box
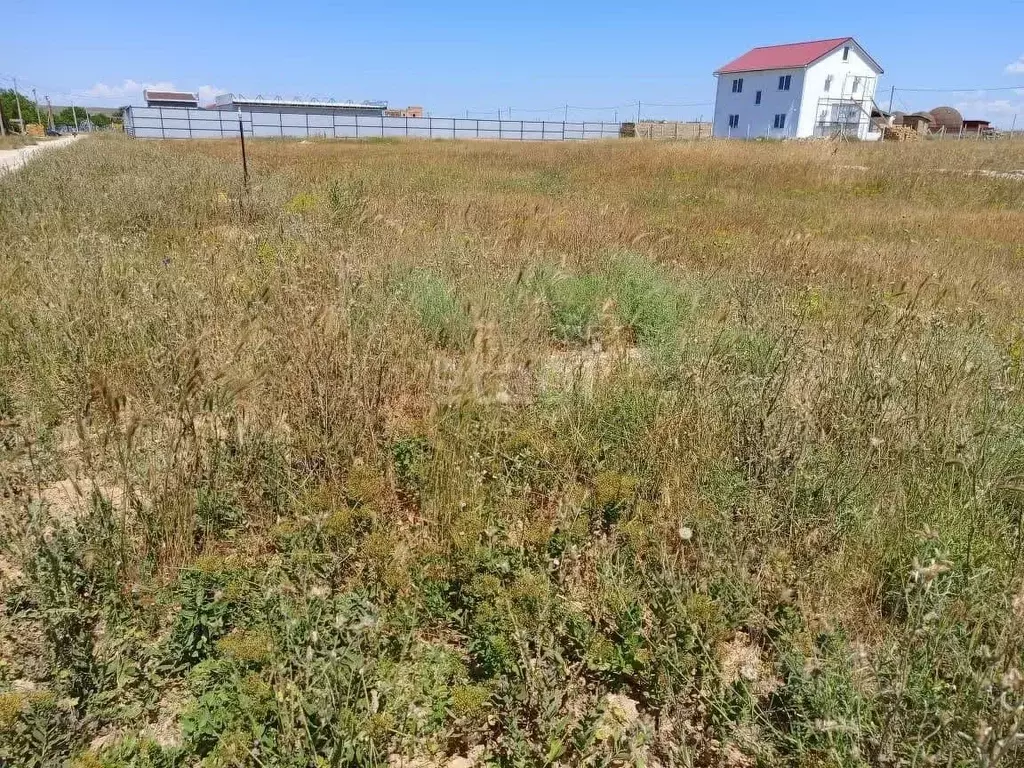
[540,344,646,394]
[34,478,124,523]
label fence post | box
[520,120,524,141]
[159,107,165,139]
[429,117,432,138]
[476,119,480,138]
[562,119,565,141]
[305,112,309,138]
[542,121,545,140]
[406,115,409,138]
[280,111,283,137]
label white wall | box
[799,42,881,138]
[713,68,804,138]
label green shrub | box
[533,268,607,344]
[606,253,688,354]
[399,269,472,348]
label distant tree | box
[53,107,87,127]
[90,113,112,128]
[0,89,44,132]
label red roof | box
[716,37,856,74]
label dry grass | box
[0,134,1023,766]
[0,135,37,151]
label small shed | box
[902,112,932,134]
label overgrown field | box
[1,134,1023,767]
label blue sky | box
[4,0,1024,125]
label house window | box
[732,78,743,93]
[773,113,786,129]
[843,46,850,61]
[755,90,762,105]
[778,75,791,91]
[824,75,832,92]
[728,114,740,129]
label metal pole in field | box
[238,109,249,189]
[0,98,6,136]
[32,88,41,126]
[46,96,54,130]
[564,104,568,122]
[887,85,894,114]
[71,101,79,132]
[84,106,93,132]
[637,100,641,123]
[1009,114,1017,136]
[13,78,24,132]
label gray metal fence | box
[123,106,622,141]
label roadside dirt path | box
[0,135,83,177]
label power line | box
[894,85,1024,93]
[638,101,714,108]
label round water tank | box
[928,106,963,132]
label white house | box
[712,37,883,140]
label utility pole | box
[13,78,24,133]
[32,88,41,127]
[46,96,54,130]
[887,85,894,114]
[71,101,79,132]
[564,104,568,122]
[84,105,92,131]
[0,97,6,136]
[637,100,641,124]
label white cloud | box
[952,98,1024,127]
[1006,55,1024,74]
[86,79,175,102]
[197,85,228,104]
[84,80,227,106]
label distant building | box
[210,94,387,117]
[962,119,993,135]
[713,37,883,140]
[144,90,199,108]
[384,106,424,118]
